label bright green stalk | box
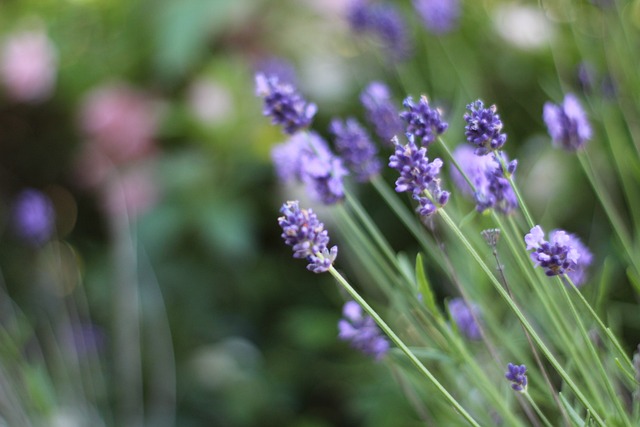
[328,266,482,427]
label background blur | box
[0,0,631,426]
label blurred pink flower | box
[101,163,160,220]
[0,28,57,103]
[79,83,159,166]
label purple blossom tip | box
[448,298,482,340]
[255,73,316,135]
[505,363,527,392]
[12,189,55,246]
[360,81,403,144]
[338,301,389,360]
[400,95,448,147]
[329,117,381,182]
[464,100,507,155]
[413,0,461,35]
[543,93,592,151]
[278,201,337,273]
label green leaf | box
[558,392,585,427]
[415,253,437,314]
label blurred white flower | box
[493,5,555,50]
[1,27,57,103]
[187,78,233,125]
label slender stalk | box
[523,391,554,427]
[328,266,482,427]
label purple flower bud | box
[400,95,448,147]
[543,93,592,151]
[360,81,403,144]
[448,298,482,340]
[505,363,527,392]
[278,201,337,273]
[329,117,381,182]
[255,73,316,135]
[464,100,507,155]
[413,0,461,35]
[338,301,389,360]
[12,189,55,246]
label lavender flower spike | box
[12,188,55,246]
[505,363,528,392]
[330,117,381,182]
[413,0,461,35]
[278,201,337,273]
[360,81,403,144]
[400,95,448,147]
[389,134,449,217]
[255,73,316,134]
[464,100,507,155]
[543,93,592,151]
[338,301,389,360]
[525,225,590,279]
[448,298,482,340]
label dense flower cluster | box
[543,93,592,151]
[360,81,403,144]
[329,118,381,182]
[278,201,337,273]
[347,0,411,61]
[448,298,482,340]
[505,363,528,392]
[12,188,56,246]
[525,225,592,282]
[464,100,507,155]
[271,132,347,204]
[400,95,448,147]
[413,0,460,35]
[338,301,389,360]
[255,73,317,134]
[389,134,449,216]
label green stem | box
[328,266,482,427]
[523,391,554,427]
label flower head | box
[255,73,316,134]
[448,298,482,340]
[338,301,389,360]
[505,363,527,392]
[347,0,411,61]
[543,93,592,151]
[1,27,57,103]
[278,201,338,273]
[525,225,590,279]
[413,0,461,35]
[12,189,55,246]
[329,117,381,182]
[464,100,507,155]
[400,95,448,147]
[271,132,347,205]
[389,134,449,217]
[360,81,403,144]
[563,232,593,286]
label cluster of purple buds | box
[389,134,449,217]
[525,225,592,282]
[255,73,317,135]
[400,95,448,147]
[271,132,347,205]
[543,93,592,151]
[360,81,404,144]
[338,300,389,360]
[278,201,338,273]
[448,298,482,340]
[346,0,411,61]
[329,117,381,182]
[464,100,507,155]
[505,363,528,392]
[413,0,461,35]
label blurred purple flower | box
[360,81,403,144]
[255,73,316,135]
[347,0,411,61]
[400,95,448,147]
[448,297,482,340]
[338,300,389,360]
[464,100,507,155]
[505,363,527,392]
[278,200,337,273]
[329,117,381,182]
[12,189,55,245]
[543,93,592,151]
[0,27,57,103]
[254,57,298,87]
[413,0,461,35]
